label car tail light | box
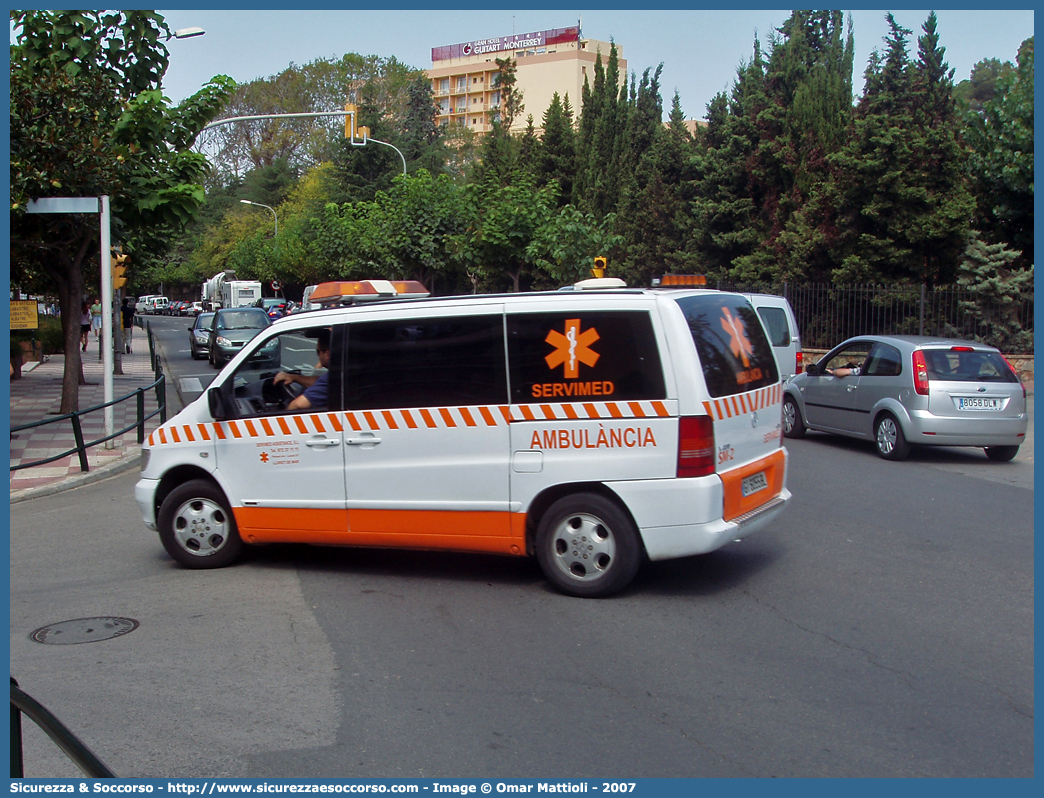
[999,354,1026,397]
[677,416,715,477]
[913,350,929,396]
[796,349,803,374]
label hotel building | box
[427,26,627,135]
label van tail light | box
[677,416,715,478]
[912,350,929,396]
[795,349,803,374]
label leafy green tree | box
[454,175,558,292]
[964,37,1034,268]
[370,170,465,291]
[10,10,233,411]
[528,206,623,287]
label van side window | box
[345,315,507,409]
[507,311,666,403]
[674,295,779,397]
[756,307,790,347]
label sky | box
[151,7,1035,120]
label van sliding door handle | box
[347,436,382,446]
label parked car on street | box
[783,335,1028,461]
[208,307,276,368]
[188,312,215,360]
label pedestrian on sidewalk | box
[120,298,135,354]
[80,302,91,351]
[90,297,102,340]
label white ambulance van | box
[135,285,791,597]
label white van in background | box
[743,293,802,383]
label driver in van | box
[273,328,330,411]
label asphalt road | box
[9,316,1034,778]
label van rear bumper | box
[607,475,791,560]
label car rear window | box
[507,311,666,403]
[924,349,1018,383]
[674,294,779,398]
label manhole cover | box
[30,617,139,645]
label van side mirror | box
[207,383,234,421]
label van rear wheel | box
[536,493,641,598]
[158,479,244,569]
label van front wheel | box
[536,493,641,598]
[158,479,244,568]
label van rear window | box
[674,295,779,397]
[508,311,665,403]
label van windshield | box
[674,294,779,397]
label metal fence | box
[717,282,1035,354]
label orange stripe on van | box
[439,408,457,427]
[234,507,526,556]
[628,402,646,418]
[213,424,226,440]
[158,428,168,444]
[652,401,669,417]
[243,419,257,437]
[479,406,497,426]
[293,416,308,434]
[170,427,182,443]
[381,411,398,430]
[148,432,155,446]
[702,401,714,418]
[401,409,418,429]
[540,405,557,420]
[362,411,379,430]
[229,421,244,439]
[499,405,513,423]
[520,405,536,421]
[607,403,623,418]
[326,414,343,432]
[259,418,274,437]
[420,408,437,428]
[182,425,196,442]
[563,404,579,420]
[311,415,327,433]
[346,413,361,431]
[583,403,598,418]
[459,407,477,427]
[197,424,211,441]
[731,397,741,416]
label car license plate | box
[958,397,1001,410]
[741,471,768,497]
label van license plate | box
[958,397,1000,410]
[741,471,768,497]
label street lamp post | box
[165,27,205,40]
[240,200,277,240]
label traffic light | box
[591,256,607,279]
[112,253,129,289]
[344,103,357,139]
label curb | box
[10,449,142,504]
[9,336,180,505]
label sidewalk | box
[9,332,166,503]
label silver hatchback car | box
[783,335,1028,461]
